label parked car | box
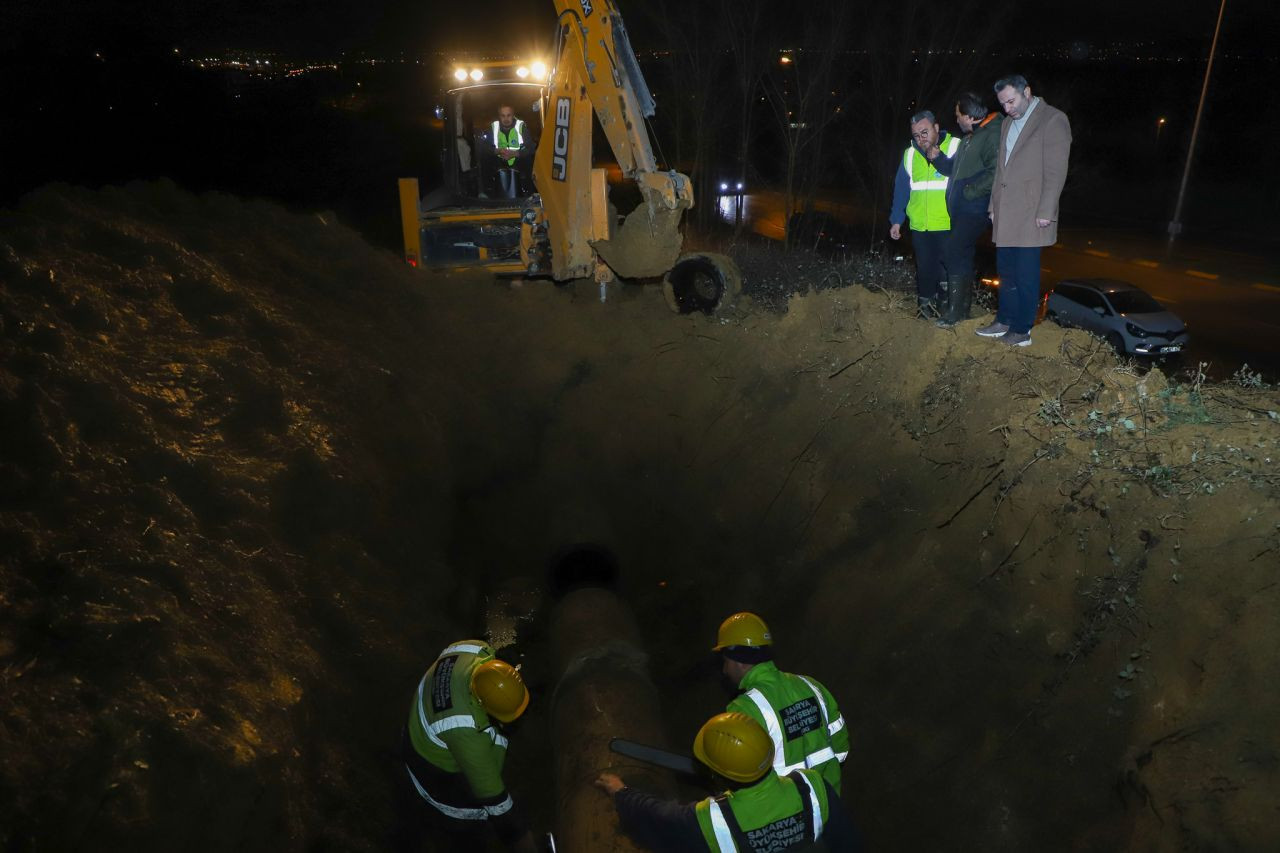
[1046,278,1188,356]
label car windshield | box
[1107,289,1163,314]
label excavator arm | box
[524,0,694,283]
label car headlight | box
[1125,322,1148,338]
[719,182,729,192]
[516,66,530,78]
[469,68,483,81]
[531,61,547,80]
[453,68,468,82]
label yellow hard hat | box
[692,712,774,783]
[470,659,530,723]
[712,612,772,652]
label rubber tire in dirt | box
[662,253,741,315]
[1106,332,1126,356]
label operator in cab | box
[484,104,533,198]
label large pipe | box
[548,557,672,852]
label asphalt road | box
[718,191,1280,380]
[1043,234,1280,379]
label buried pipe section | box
[548,545,673,852]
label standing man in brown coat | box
[975,74,1072,347]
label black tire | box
[1106,331,1126,356]
[663,253,742,315]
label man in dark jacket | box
[927,93,1003,327]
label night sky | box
[4,0,1278,57]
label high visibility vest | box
[492,119,525,166]
[728,662,850,794]
[694,768,830,852]
[405,641,512,819]
[904,133,959,231]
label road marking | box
[1185,269,1219,280]
[1252,283,1280,293]
[1133,259,1159,268]
[1084,249,1111,258]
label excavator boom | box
[524,0,693,282]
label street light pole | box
[1168,0,1228,250]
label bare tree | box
[722,0,770,237]
[642,0,732,232]
[760,2,851,249]
[842,0,1015,248]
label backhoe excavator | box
[398,0,739,314]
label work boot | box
[916,298,939,321]
[975,320,1009,337]
[945,274,974,325]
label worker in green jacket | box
[400,639,538,852]
[714,612,850,795]
[595,712,860,851]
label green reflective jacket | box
[406,640,509,800]
[694,768,830,851]
[727,661,849,794]
[904,133,959,231]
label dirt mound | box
[1,181,1277,851]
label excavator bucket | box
[591,200,684,281]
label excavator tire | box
[662,253,741,315]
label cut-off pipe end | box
[547,543,619,599]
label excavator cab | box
[399,60,547,272]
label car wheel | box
[1106,331,1126,355]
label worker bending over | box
[715,611,850,794]
[595,712,859,851]
[400,639,538,852]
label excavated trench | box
[2,183,1278,851]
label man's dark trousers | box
[945,213,989,280]
[996,246,1042,334]
[910,229,949,308]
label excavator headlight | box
[516,66,530,79]
[531,61,547,80]
[453,68,467,82]
[470,68,483,81]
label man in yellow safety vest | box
[889,110,960,319]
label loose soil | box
[2,181,1277,851]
